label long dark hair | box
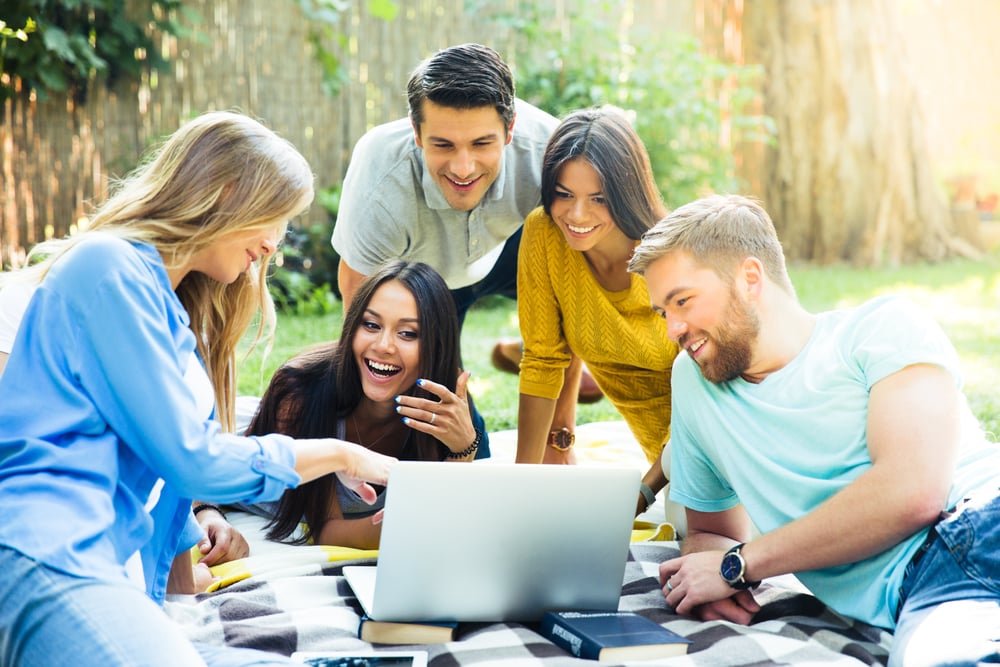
[541,107,666,239]
[246,260,464,543]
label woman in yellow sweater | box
[515,107,679,515]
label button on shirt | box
[0,234,300,602]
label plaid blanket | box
[165,537,892,666]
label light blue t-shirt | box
[669,295,1000,629]
[332,98,557,289]
[0,234,301,603]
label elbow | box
[902,486,950,531]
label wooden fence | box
[0,0,523,268]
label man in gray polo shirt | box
[333,44,601,460]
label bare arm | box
[315,493,382,550]
[167,551,216,594]
[337,258,368,312]
[292,438,395,505]
[516,393,557,463]
[660,363,959,617]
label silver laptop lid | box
[353,461,639,623]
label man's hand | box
[688,592,760,624]
[196,509,249,566]
[659,551,755,617]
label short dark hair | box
[541,107,666,240]
[407,43,515,128]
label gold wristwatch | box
[547,427,575,452]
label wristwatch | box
[547,427,575,452]
[720,543,759,590]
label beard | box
[695,286,760,384]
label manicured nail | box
[402,417,410,424]
[394,395,401,403]
[395,405,402,413]
[416,378,424,386]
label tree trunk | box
[744,0,979,266]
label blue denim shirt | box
[0,234,300,603]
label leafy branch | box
[0,1,188,105]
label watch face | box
[720,552,744,584]
[548,429,574,451]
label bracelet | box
[192,503,225,518]
[446,429,482,460]
[638,483,657,510]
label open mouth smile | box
[686,337,707,358]
[365,359,402,379]
[567,223,596,234]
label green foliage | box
[269,184,343,315]
[0,1,189,104]
[470,0,775,208]
[291,0,398,98]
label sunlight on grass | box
[240,256,1000,437]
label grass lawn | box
[238,255,1000,438]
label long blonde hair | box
[2,111,314,430]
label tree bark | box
[744,0,979,266]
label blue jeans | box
[447,226,521,461]
[891,490,1000,666]
[0,545,294,667]
[449,225,521,327]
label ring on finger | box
[429,413,436,425]
[666,579,674,592]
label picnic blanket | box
[164,423,894,665]
[164,534,891,665]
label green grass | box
[239,256,1000,437]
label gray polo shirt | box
[332,98,557,289]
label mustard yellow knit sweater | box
[517,207,679,463]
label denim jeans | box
[891,491,1000,666]
[0,545,294,667]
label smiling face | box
[413,100,513,212]
[351,279,422,403]
[549,158,627,253]
[181,222,284,287]
[644,251,760,383]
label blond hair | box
[628,194,795,296]
[2,111,314,430]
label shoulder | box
[511,99,558,149]
[524,206,553,229]
[521,207,564,250]
[342,118,422,207]
[49,234,156,285]
[826,295,938,337]
[349,117,419,172]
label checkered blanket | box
[164,537,892,666]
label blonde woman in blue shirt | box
[0,111,394,667]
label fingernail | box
[402,417,410,424]
[416,378,424,386]
[394,395,401,403]
[395,405,402,413]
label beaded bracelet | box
[446,428,483,459]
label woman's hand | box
[195,509,249,566]
[333,441,396,504]
[396,370,477,456]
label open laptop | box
[343,461,640,623]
